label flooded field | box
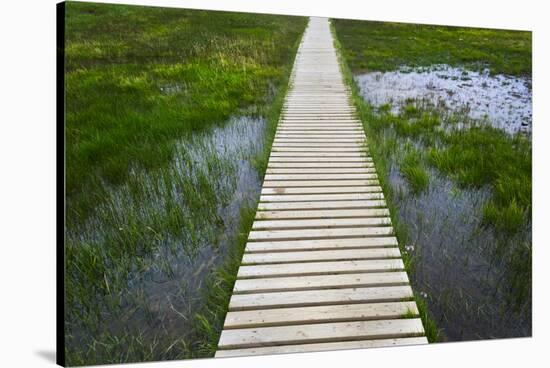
[354,66,532,341]
[389,163,531,340]
[65,116,266,360]
[355,65,532,134]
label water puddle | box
[355,65,532,134]
[389,165,531,340]
[66,116,265,348]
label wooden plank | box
[256,200,386,211]
[238,259,404,278]
[272,147,365,153]
[265,168,376,174]
[216,337,428,357]
[270,152,367,157]
[252,217,391,230]
[264,174,376,181]
[269,156,372,162]
[228,285,414,311]
[232,272,410,294]
[223,301,416,328]
[266,162,374,168]
[259,192,383,202]
[242,248,401,264]
[247,227,394,242]
[272,143,365,148]
[260,186,380,195]
[263,180,379,188]
[274,136,363,140]
[245,237,398,253]
[217,319,424,349]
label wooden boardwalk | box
[215,17,427,358]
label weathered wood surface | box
[215,17,426,358]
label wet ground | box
[67,116,266,347]
[389,164,531,340]
[355,65,532,134]
[355,66,532,341]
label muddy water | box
[389,166,531,340]
[355,65,532,134]
[67,116,265,345]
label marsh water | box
[67,116,266,349]
[355,65,532,134]
[355,66,532,341]
[389,165,531,340]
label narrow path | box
[215,17,427,357]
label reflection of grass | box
[64,2,306,365]
[332,18,531,76]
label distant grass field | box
[332,19,531,76]
[64,2,306,365]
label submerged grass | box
[65,2,306,365]
[332,18,531,76]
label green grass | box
[426,126,531,233]
[65,1,306,226]
[64,2,306,365]
[332,18,531,76]
[401,150,429,194]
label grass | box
[65,1,306,226]
[400,150,429,194]
[64,2,306,365]
[332,19,532,76]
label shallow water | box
[355,65,532,134]
[389,165,531,340]
[67,116,265,348]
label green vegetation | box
[65,2,306,365]
[332,19,531,76]
[401,150,429,194]
[66,1,306,225]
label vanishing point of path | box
[216,17,427,357]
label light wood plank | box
[266,162,374,168]
[242,248,401,264]
[245,237,398,253]
[217,319,424,349]
[261,187,381,196]
[257,200,386,211]
[229,285,414,311]
[223,301,416,328]
[264,174,376,181]
[266,168,376,174]
[270,152,368,157]
[269,156,372,162]
[238,259,404,278]
[216,337,428,357]
[252,217,391,230]
[233,272,410,294]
